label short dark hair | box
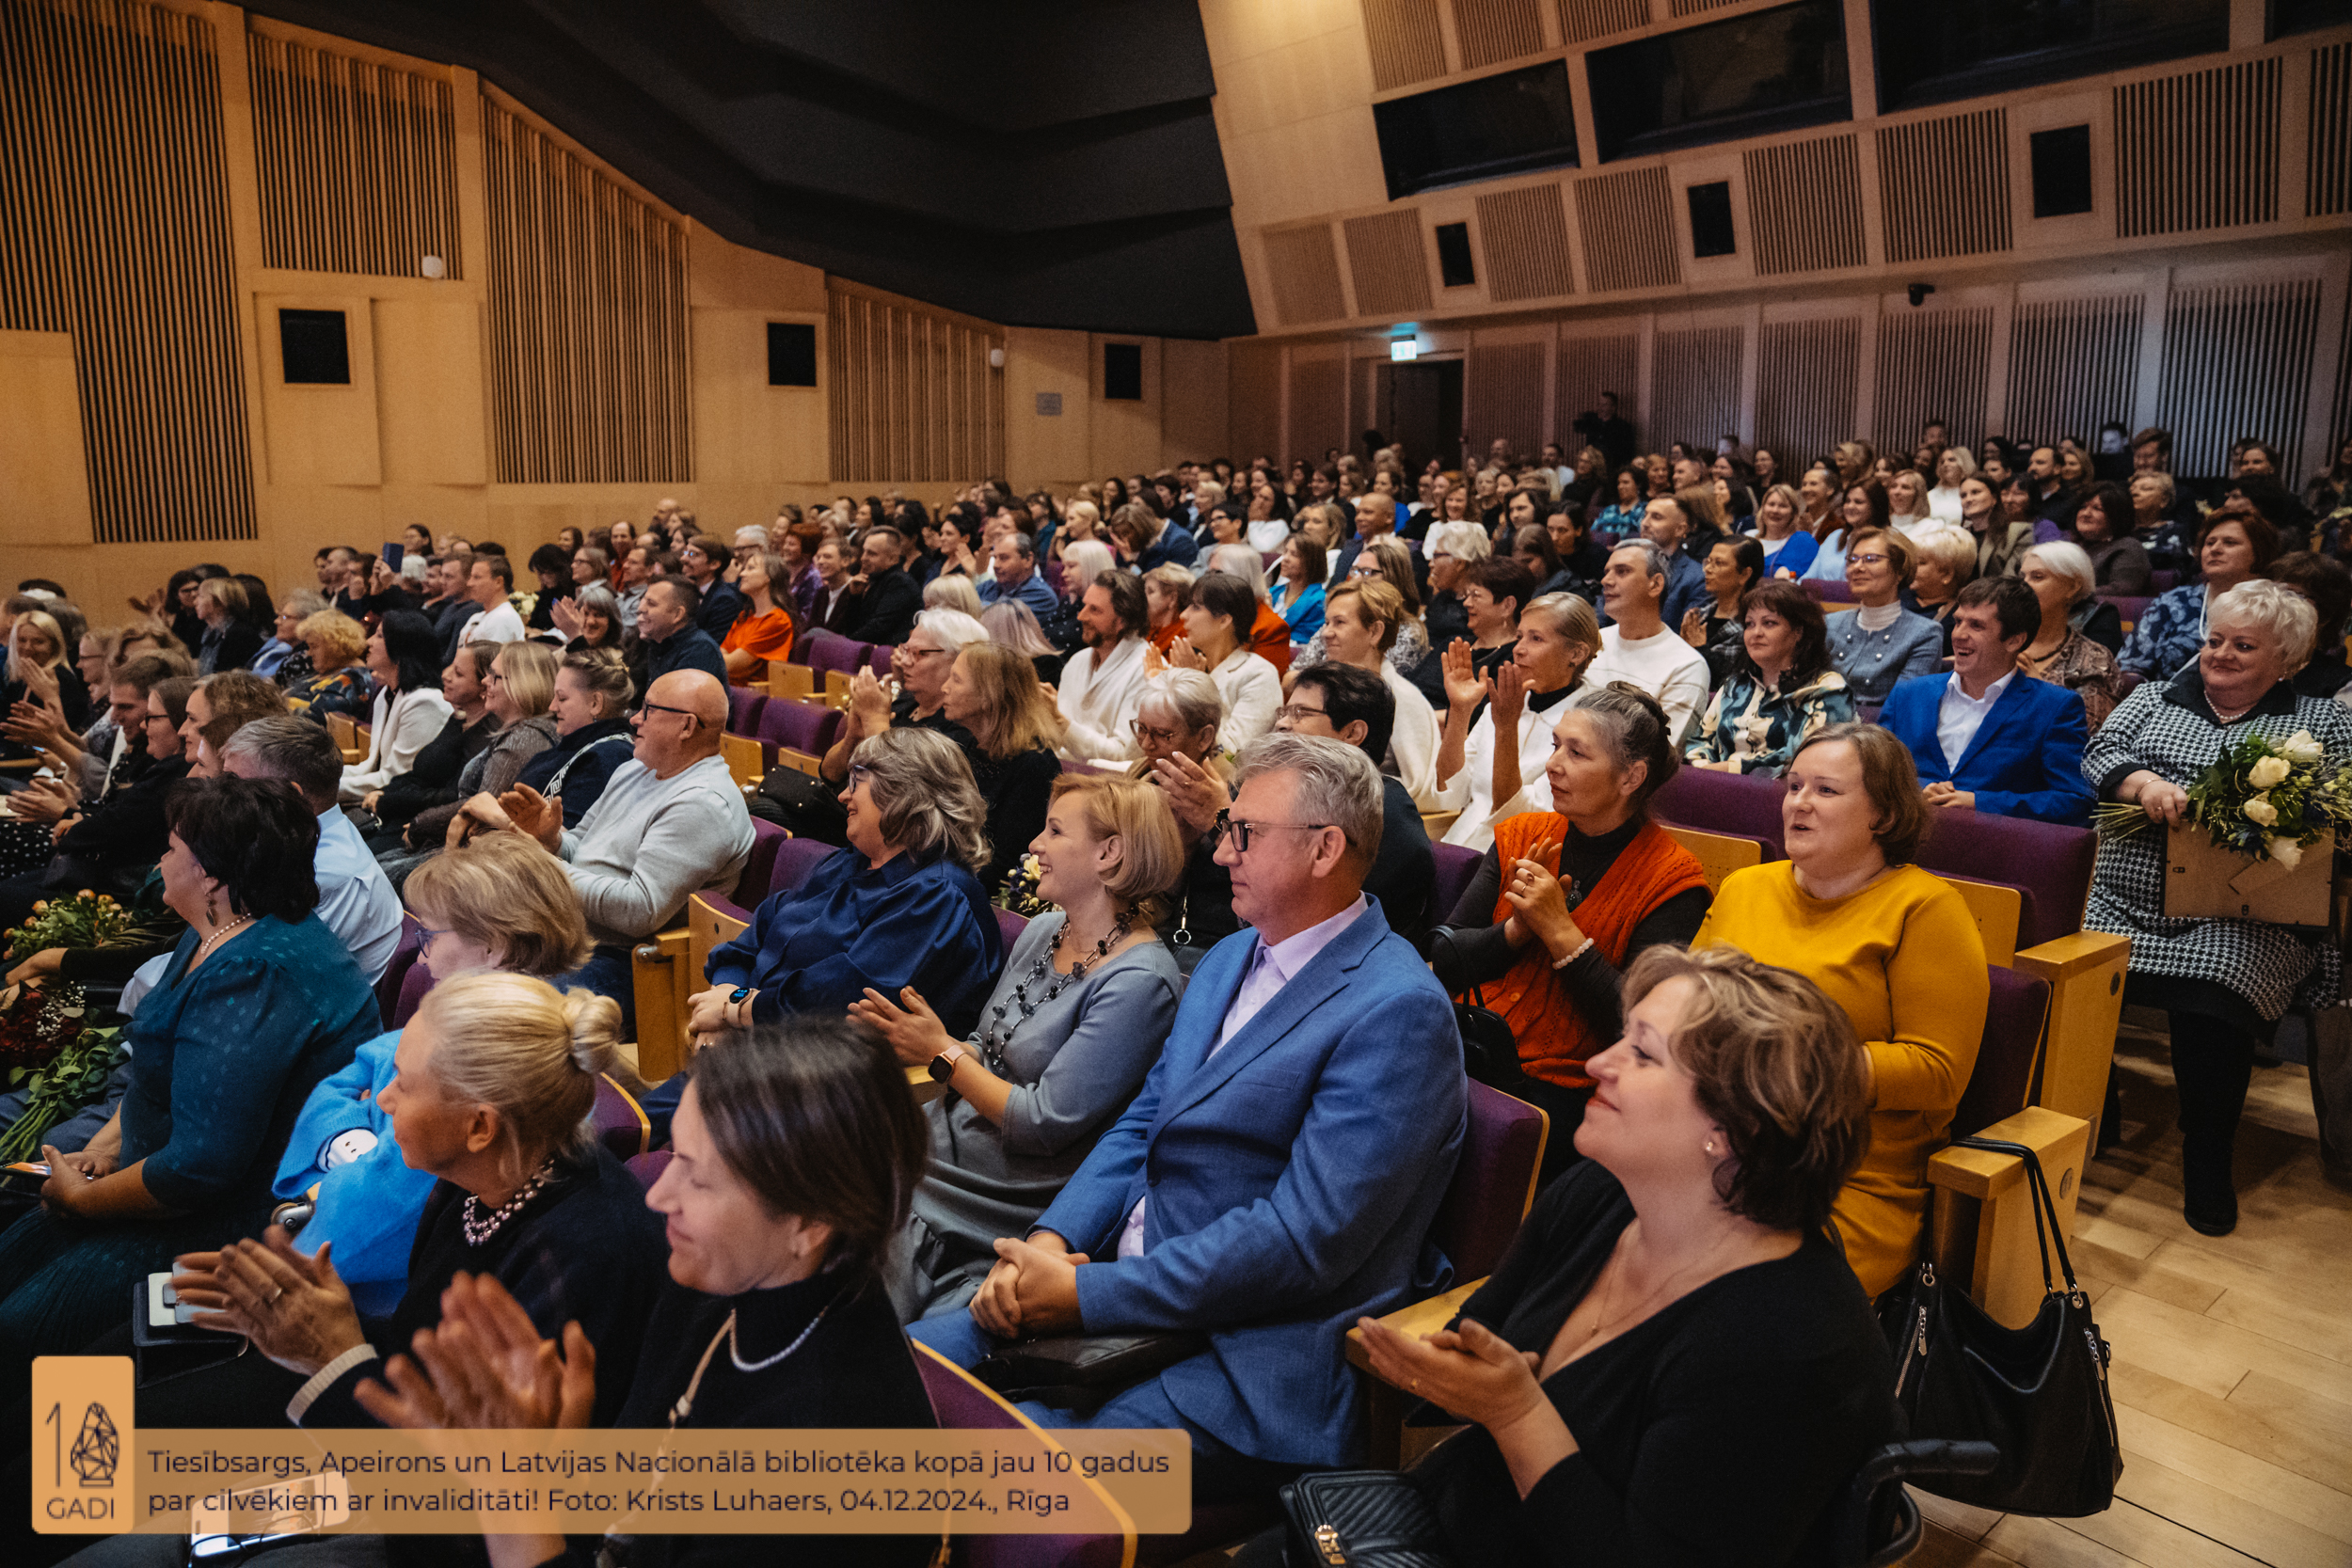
[527,543,570,577]
[377,610,445,691]
[653,576,703,620]
[1187,571,1257,635]
[2266,551,2352,645]
[1466,558,1539,623]
[1737,579,1830,688]
[473,554,515,591]
[2128,425,2172,456]
[163,774,321,924]
[1287,660,1394,761]
[1091,571,1149,639]
[112,651,191,697]
[221,714,343,807]
[687,1017,929,1286]
[1954,576,2039,644]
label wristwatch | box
[929,1043,968,1084]
[728,985,755,1024]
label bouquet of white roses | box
[2096,728,2351,868]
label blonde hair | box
[8,610,66,676]
[1675,483,1726,533]
[403,834,593,978]
[1142,564,1197,613]
[493,639,559,718]
[981,599,1057,658]
[1047,774,1184,928]
[1910,524,1979,585]
[1327,578,1407,654]
[413,971,618,1183]
[1357,536,1423,619]
[923,574,984,617]
[952,641,1062,759]
[296,610,367,667]
[1522,590,1603,658]
[559,646,634,716]
[1062,539,1116,584]
[196,577,247,619]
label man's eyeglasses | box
[1210,811,1334,854]
[637,700,703,729]
[1273,704,1329,725]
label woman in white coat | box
[1430,591,1602,848]
[337,610,454,802]
[1157,569,1281,753]
[1321,578,1440,808]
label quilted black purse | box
[1279,1470,1454,1567]
[1878,1136,2123,1517]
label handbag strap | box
[1948,1135,2080,1299]
[1426,925,1489,1010]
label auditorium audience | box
[286,608,372,714]
[676,535,747,640]
[221,717,405,984]
[1587,541,1710,741]
[2,608,88,747]
[1317,578,1441,806]
[2069,482,2152,594]
[1436,687,1708,1184]
[816,608,990,804]
[1825,526,1945,706]
[1317,947,1889,1568]
[0,670,193,930]
[0,777,377,1410]
[337,610,453,801]
[2086,578,2352,1235]
[1433,591,1602,848]
[1056,571,1153,762]
[981,598,1065,689]
[1679,535,1763,686]
[361,641,503,847]
[720,549,797,679]
[183,670,289,779]
[1683,579,1854,776]
[2267,550,2352,698]
[939,642,1062,894]
[2013,543,2125,731]
[824,525,924,644]
[191,577,262,674]
[1749,482,1820,578]
[913,735,1466,1497]
[1165,570,1281,752]
[2121,507,2278,678]
[630,577,731,696]
[457,554,526,645]
[1271,533,1328,642]
[513,648,638,829]
[1695,725,1987,1297]
[1273,661,1437,946]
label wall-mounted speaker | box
[278,309,349,385]
[2030,124,2094,218]
[1104,341,1143,401]
[1435,222,1476,288]
[1686,182,1737,257]
[767,322,817,386]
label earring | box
[1703,1140,1718,1157]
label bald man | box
[461,670,753,1031]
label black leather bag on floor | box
[1878,1136,2123,1517]
[1279,1470,1454,1567]
[969,1331,1208,1418]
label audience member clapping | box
[1127,669,1238,958]
[1683,578,1855,776]
[1432,592,1603,848]
[1159,570,1280,751]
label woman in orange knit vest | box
[1433,684,1711,1185]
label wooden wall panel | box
[1874,307,1994,452]
[1745,134,1867,275]
[0,332,94,542]
[247,26,461,278]
[1263,224,1349,325]
[1575,167,1679,293]
[1556,0,1645,43]
[1343,210,1432,318]
[1359,0,1447,92]
[0,0,255,543]
[1756,317,1861,467]
[481,92,691,483]
[1467,340,1548,461]
[1229,341,1284,466]
[2156,277,2324,478]
[2312,42,2352,220]
[2004,293,2144,450]
[826,285,1004,483]
[1287,356,1348,467]
[1878,109,2012,262]
[1647,325,1743,451]
[1453,0,1544,70]
[1557,332,1640,451]
[2114,56,2280,239]
[1476,183,1576,303]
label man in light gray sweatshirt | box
[461,668,754,1033]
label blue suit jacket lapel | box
[1952,676,2030,774]
[1159,907,1380,1129]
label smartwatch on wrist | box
[728,985,755,1024]
[929,1043,968,1084]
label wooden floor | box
[1909,1014,2352,1568]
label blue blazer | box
[1037,900,1465,1468]
[1881,673,2094,826]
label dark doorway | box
[1378,358,1464,474]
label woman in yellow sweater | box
[1694,723,1987,1298]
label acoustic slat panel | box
[1287,356,1347,467]
[1343,210,1432,319]
[1468,341,1548,464]
[1360,0,1446,91]
[1263,224,1349,326]
[2155,277,2322,480]
[1878,109,2012,263]
[2329,290,2352,477]
[2004,295,2144,450]
[1669,0,1744,13]
[0,0,253,542]
[1745,134,1867,275]
[247,28,460,277]
[825,287,1004,483]
[1453,0,1544,70]
[1475,184,1576,303]
[2312,43,2352,219]
[1557,333,1640,457]
[1574,167,1680,293]
[1557,0,1646,42]
[482,94,690,483]
[2114,56,2280,238]
[1756,318,1861,468]
[1647,327,1743,453]
[1873,309,1993,453]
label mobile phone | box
[380,542,404,570]
[5,1161,48,1176]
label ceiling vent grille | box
[1874,308,1993,453]
[1745,135,1867,275]
[2114,56,2280,238]
[1263,225,1350,326]
[1557,333,1642,449]
[1756,318,1862,465]
[1575,166,1681,293]
[1468,341,1549,459]
[2004,294,2145,451]
[1343,210,1434,318]
[1878,109,2012,262]
[1361,0,1448,91]
[2155,277,2323,479]
[1556,0,1647,43]
[1454,0,1545,69]
[1647,326,1744,451]
[1476,184,1577,302]
[2311,43,2352,219]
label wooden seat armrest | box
[2013,930,2131,1145]
[1927,1106,2090,1329]
[630,927,693,1083]
[2012,928,2131,978]
[1344,1280,1486,1377]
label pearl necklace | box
[194,915,253,962]
[461,1155,557,1246]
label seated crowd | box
[0,415,2344,1565]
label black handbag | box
[1278,1470,1454,1568]
[1423,927,1518,1086]
[969,1331,1208,1417]
[1878,1136,2123,1517]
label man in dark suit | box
[912,735,1465,1499]
[1880,576,2093,826]
[628,578,728,702]
[824,526,922,644]
[677,536,745,640]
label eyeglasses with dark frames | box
[636,700,703,729]
[1209,811,1335,854]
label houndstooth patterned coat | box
[2083,670,2352,1022]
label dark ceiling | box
[240,0,1258,339]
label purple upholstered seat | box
[769,835,838,898]
[1430,842,1483,925]
[995,906,1029,952]
[2100,594,2153,630]
[1650,767,1788,849]
[373,915,422,1028]
[626,1148,673,1190]
[725,686,767,736]
[802,630,872,678]
[1914,813,2096,950]
[913,1347,1127,1568]
[2149,568,2180,593]
[737,818,787,905]
[755,697,842,758]
[1954,966,2050,1139]
[1432,1081,1548,1281]
[392,957,436,1027]
[592,1073,651,1159]
[867,643,896,678]
[1804,578,1856,604]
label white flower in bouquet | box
[2269,836,2304,871]
[2281,730,2326,767]
[2244,795,2279,827]
[2248,755,2293,789]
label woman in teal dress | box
[1684,579,1856,777]
[0,775,378,1410]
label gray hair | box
[1234,732,1384,867]
[734,524,771,547]
[279,589,329,620]
[2133,471,2176,508]
[851,726,992,873]
[1521,590,1603,656]
[1910,523,1979,583]
[1137,668,1224,736]
[1428,520,1491,564]
[921,575,983,617]
[1062,539,1116,584]
[2021,541,2096,608]
[1611,538,1671,585]
[912,607,990,654]
[1207,543,1270,600]
[2211,578,2318,671]
[220,714,342,807]
[574,581,621,624]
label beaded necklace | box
[461,1155,557,1246]
[971,911,1132,1074]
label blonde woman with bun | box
[134,968,668,1439]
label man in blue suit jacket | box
[1880,577,2094,826]
[911,736,1465,1497]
